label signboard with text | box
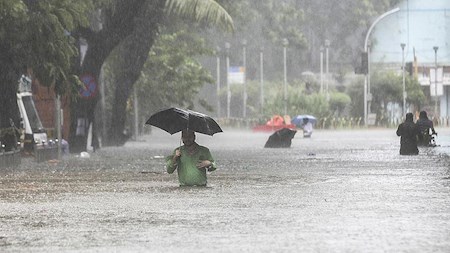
[430,68,443,96]
[228,66,245,84]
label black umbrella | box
[264,128,297,148]
[145,107,223,136]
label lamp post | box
[401,43,406,115]
[433,46,439,118]
[320,46,324,93]
[282,38,288,116]
[225,42,231,118]
[260,46,264,115]
[216,46,221,118]
[324,39,330,100]
[242,39,247,118]
[364,7,400,126]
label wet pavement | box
[1,128,450,252]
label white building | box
[369,0,450,119]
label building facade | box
[370,0,450,119]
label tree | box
[0,0,91,151]
[72,0,233,150]
[370,70,425,125]
[103,28,215,142]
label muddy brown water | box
[1,128,450,252]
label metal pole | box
[216,47,221,118]
[434,46,439,118]
[320,46,324,93]
[282,38,288,116]
[100,70,106,141]
[325,40,330,100]
[367,43,371,115]
[260,47,264,115]
[225,42,231,118]
[56,94,61,159]
[401,43,406,115]
[242,39,247,118]
[133,88,139,140]
[364,7,400,126]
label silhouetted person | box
[416,111,437,146]
[264,128,297,148]
[396,113,419,155]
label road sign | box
[228,66,245,84]
[79,73,98,99]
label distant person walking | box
[396,113,419,155]
[166,129,216,186]
[416,111,437,146]
[302,118,313,138]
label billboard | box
[430,67,443,96]
[228,66,245,84]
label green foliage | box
[134,29,214,117]
[260,1,307,49]
[371,70,425,107]
[329,92,352,117]
[225,79,335,120]
[0,0,93,96]
[165,0,235,32]
[405,76,426,106]
[346,77,365,118]
[371,71,402,104]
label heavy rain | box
[1,0,450,252]
[1,128,450,252]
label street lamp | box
[324,39,330,100]
[320,46,324,93]
[433,46,439,119]
[242,39,247,118]
[282,38,288,116]
[401,43,406,115]
[225,42,231,118]
[364,7,400,126]
[260,46,264,115]
[216,46,221,118]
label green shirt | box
[166,144,216,186]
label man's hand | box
[197,160,211,169]
[172,149,181,164]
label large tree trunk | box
[0,67,21,151]
[106,1,165,146]
[69,0,165,152]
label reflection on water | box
[1,128,450,252]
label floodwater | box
[1,128,450,252]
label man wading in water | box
[166,129,216,186]
[396,112,420,155]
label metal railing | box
[0,148,21,168]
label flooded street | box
[1,128,450,252]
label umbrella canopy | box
[145,107,223,136]
[291,115,317,127]
[264,128,297,148]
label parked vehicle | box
[17,74,56,161]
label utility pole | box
[433,46,439,119]
[401,43,406,115]
[225,42,231,118]
[242,39,247,118]
[216,47,221,118]
[282,38,288,116]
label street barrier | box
[0,149,21,168]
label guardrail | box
[217,116,450,129]
[0,149,21,168]
[34,144,58,163]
